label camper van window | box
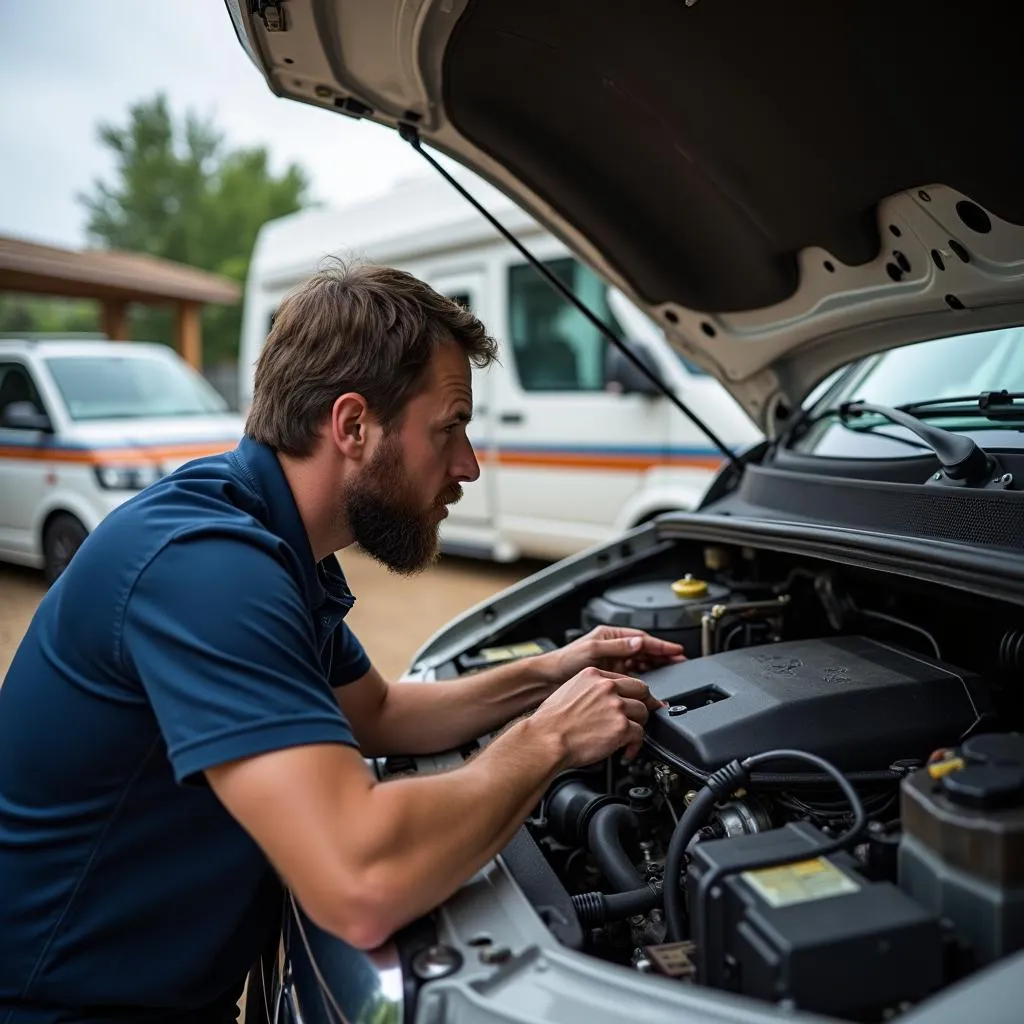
[447,292,473,310]
[507,257,622,392]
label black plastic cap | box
[961,732,1024,766]
[940,764,1024,809]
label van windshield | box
[45,353,228,421]
[793,325,1024,457]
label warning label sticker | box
[742,858,861,908]
[479,642,545,663]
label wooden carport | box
[0,235,241,369]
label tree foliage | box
[77,93,312,365]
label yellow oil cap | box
[672,575,709,599]
[927,756,965,780]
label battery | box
[686,821,945,1018]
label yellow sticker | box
[742,857,861,908]
[479,642,544,663]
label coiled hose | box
[663,749,867,942]
[571,881,663,927]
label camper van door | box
[430,270,494,529]
[491,256,673,558]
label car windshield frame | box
[789,325,1024,459]
[44,351,229,422]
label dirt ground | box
[0,548,543,683]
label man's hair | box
[245,260,498,456]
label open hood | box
[225,0,1024,432]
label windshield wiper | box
[899,390,1024,420]
[839,400,1014,488]
[398,124,744,476]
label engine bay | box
[390,539,1024,1022]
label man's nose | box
[453,436,481,483]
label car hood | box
[224,0,1024,432]
[65,415,244,467]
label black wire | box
[854,607,942,659]
[662,749,866,943]
[398,124,744,473]
[689,750,866,947]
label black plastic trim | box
[730,463,1024,549]
[653,512,1024,607]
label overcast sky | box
[1,0,437,249]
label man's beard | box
[343,432,462,575]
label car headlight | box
[93,463,165,491]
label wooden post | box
[176,301,203,370]
[102,300,128,341]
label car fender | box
[32,486,127,545]
[615,471,714,532]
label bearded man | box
[0,262,682,1023]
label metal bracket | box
[253,1,287,32]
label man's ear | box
[329,392,370,458]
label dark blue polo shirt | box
[0,436,371,1023]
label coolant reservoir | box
[898,732,1024,967]
[581,575,734,650]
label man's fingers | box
[591,635,686,663]
[622,721,645,761]
[619,696,650,726]
[608,674,651,701]
[591,636,645,659]
[608,675,665,712]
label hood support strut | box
[399,125,744,475]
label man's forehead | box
[429,342,473,397]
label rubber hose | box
[750,769,901,787]
[662,785,718,942]
[572,883,662,927]
[587,804,645,892]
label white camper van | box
[239,172,761,563]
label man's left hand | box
[537,625,686,691]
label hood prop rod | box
[399,125,743,474]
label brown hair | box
[245,259,498,456]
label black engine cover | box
[643,635,985,772]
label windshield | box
[793,326,1024,458]
[45,352,228,421]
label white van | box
[239,172,761,563]
[0,338,244,582]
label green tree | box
[0,294,101,336]
[78,93,312,365]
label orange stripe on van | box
[487,450,724,472]
[0,441,236,464]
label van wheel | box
[43,514,88,585]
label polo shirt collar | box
[234,436,355,615]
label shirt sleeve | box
[120,532,358,785]
[328,623,371,689]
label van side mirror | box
[605,339,664,397]
[2,401,53,432]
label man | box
[0,263,683,1023]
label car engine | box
[429,548,1024,1023]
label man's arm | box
[337,626,684,757]
[207,667,657,950]
[336,658,552,757]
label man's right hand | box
[531,666,663,767]
[206,667,663,952]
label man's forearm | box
[360,657,555,756]
[323,713,567,947]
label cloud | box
[0,0,431,248]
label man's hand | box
[531,666,664,763]
[538,624,686,689]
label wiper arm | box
[899,390,1024,420]
[398,125,744,476]
[839,400,1013,488]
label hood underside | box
[226,0,1024,430]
